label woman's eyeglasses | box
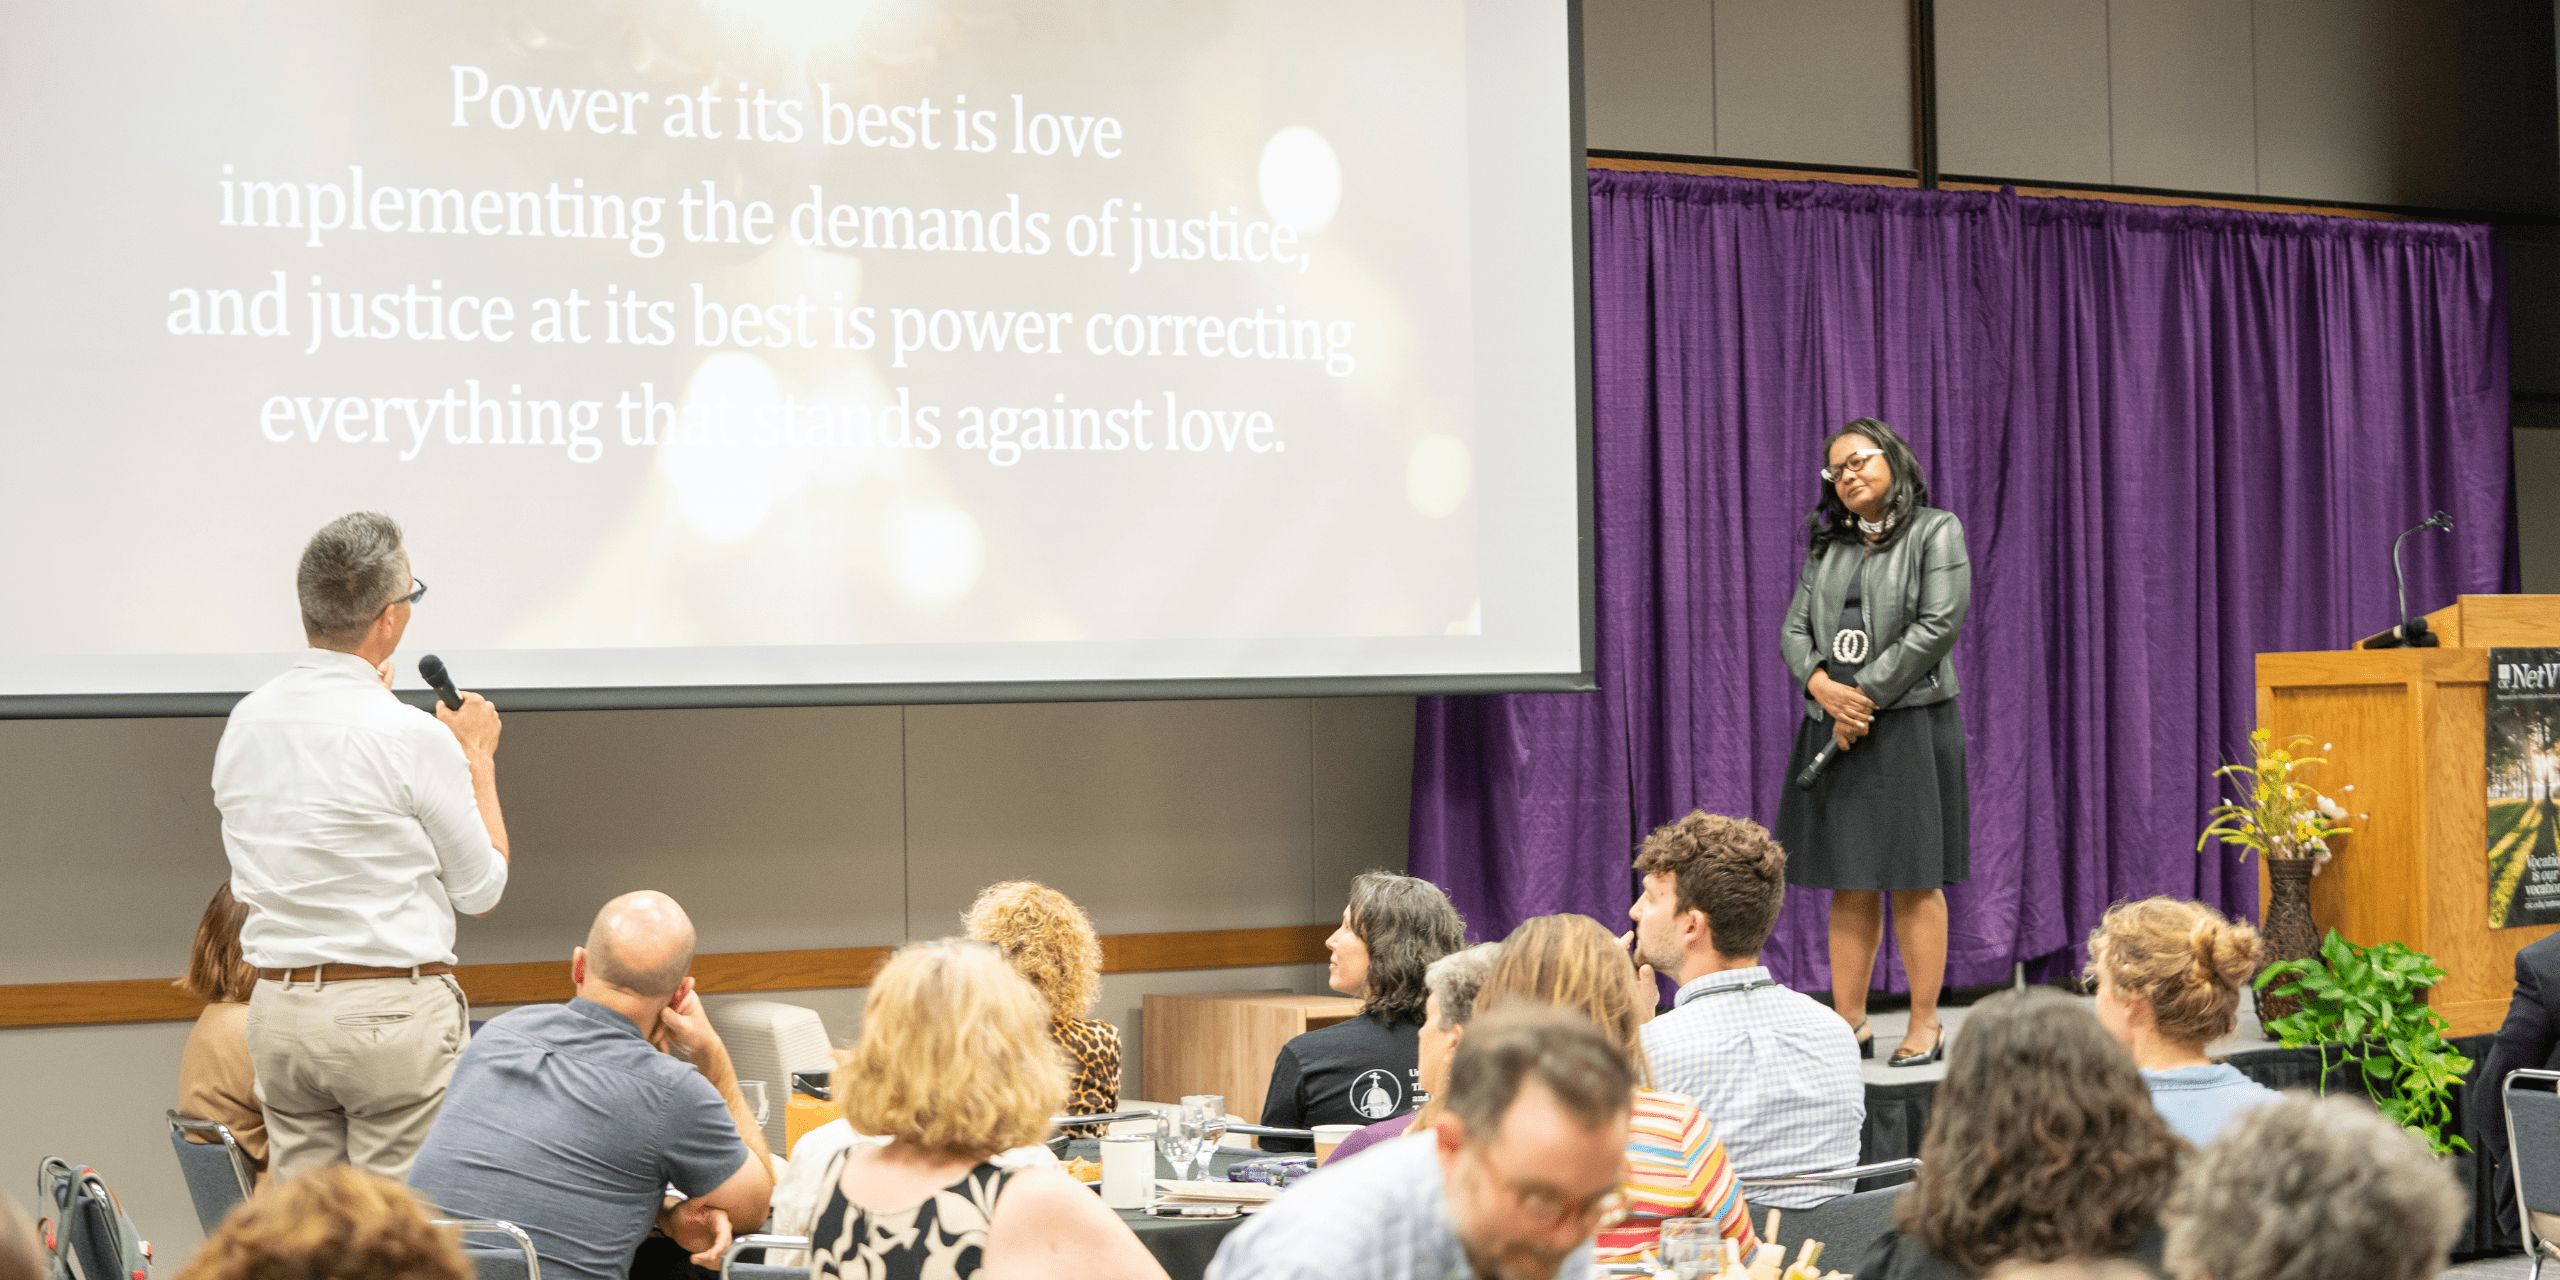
[1820,448,1885,484]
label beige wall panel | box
[1712,0,1912,170]
[451,706,908,964]
[1312,696,1418,914]
[903,699,1320,937]
[2106,0,2257,193]
[0,1022,207,1263]
[1934,0,2110,184]
[2254,0,2539,210]
[1582,0,1719,155]
[0,717,226,983]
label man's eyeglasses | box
[384,578,427,611]
[1820,448,1886,484]
[1477,1149,1628,1231]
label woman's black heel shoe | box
[1852,1018,1875,1061]
[1887,1024,1944,1068]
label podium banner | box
[2490,647,2560,929]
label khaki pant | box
[246,972,469,1182]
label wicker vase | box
[2256,857,2322,1030]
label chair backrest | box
[2509,1070,2560,1225]
[435,1220,539,1280]
[163,1115,252,1237]
[1747,1187,1903,1277]
[34,1158,151,1280]
[705,1001,831,1154]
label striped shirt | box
[1593,1089,1759,1263]
[1638,967,1865,1209]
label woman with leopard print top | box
[965,881,1123,1137]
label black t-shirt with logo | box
[1256,1011,1422,1151]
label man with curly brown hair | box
[1626,811,1862,1208]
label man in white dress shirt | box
[1627,811,1863,1209]
[212,511,511,1180]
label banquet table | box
[1059,1140,1257,1280]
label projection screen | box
[0,0,1591,715]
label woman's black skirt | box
[1775,697,1970,892]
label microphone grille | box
[417,654,448,684]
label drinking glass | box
[737,1080,770,1126]
[1657,1218,1719,1280]
[1154,1107,1200,1184]
[1181,1095,1227,1172]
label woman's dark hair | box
[1898,987,2182,1274]
[1346,870,1467,1028]
[1807,417,1930,551]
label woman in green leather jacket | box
[1775,417,1972,1069]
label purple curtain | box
[1412,171,2513,992]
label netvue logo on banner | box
[2489,647,2560,929]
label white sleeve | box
[410,719,507,914]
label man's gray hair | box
[2163,1093,2462,1280]
[298,512,407,646]
[1424,942,1500,1030]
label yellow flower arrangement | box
[2197,729,2360,871]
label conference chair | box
[165,1113,255,1234]
[438,1219,543,1280]
[1739,1157,1923,1277]
[722,1233,811,1280]
[2507,1069,2560,1280]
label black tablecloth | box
[1854,1032,2515,1255]
[1059,1140,1251,1280]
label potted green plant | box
[2197,730,2361,1023]
[2253,930,2472,1157]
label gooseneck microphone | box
[2363,511,2454,649]
[417,654,464,710]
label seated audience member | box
[815,940,1166,1280]
[174,1164,469,1280]
[1208,1005,1635,1280]
[2084,898,2280,1147]
[1325,943,1499,1166]
[1259,870,1467,1149]
[175,882,270,1185]
[1479,914,1756,1263]
[2162,1094,2462,1280]
[1860,988,2181,1280]
[1627,811,1862,1207]
[965,880,1122,1136]
[407,892,773,1280]
[2477,929,2560,1237]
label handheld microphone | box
[417,654,464,710]
[2363,512,2454,649]
[1794,736,1841,791]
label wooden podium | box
[2256,595,2560,1036]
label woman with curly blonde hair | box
[817,940,1165,1280]
[2086,897,2281,1147]
[964,881,1121,1134]
[174,1164,468,1280]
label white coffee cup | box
[1311,1124,1361,1163]
[1099,1133,1155,1209]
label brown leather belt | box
[258,962,455,982]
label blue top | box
[408,999,753,1280]
[1206,1131,1594,1280]
[2143,1064,2283,1148]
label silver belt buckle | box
[1830,628,1871,664]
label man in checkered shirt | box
[1627,811,1865,1209]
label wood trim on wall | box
[1585,154,2410,222]
[0,924,1334,1031]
